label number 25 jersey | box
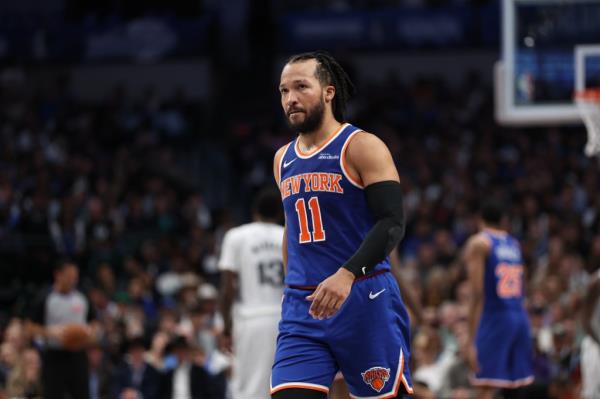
[481,230,526,312]
[278,123,391,287]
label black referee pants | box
[42,349,90,399]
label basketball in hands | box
[60,324,91,351]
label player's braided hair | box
[286,51,355,122]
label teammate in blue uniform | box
[464,201,534,399]
[270,51,413,399]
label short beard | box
[285,97,325,135]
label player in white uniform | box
[219,188,285,399]
[581,270,600,399]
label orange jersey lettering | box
[280,173,345,199]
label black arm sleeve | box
[341,180,405,277]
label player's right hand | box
[45,324,64,340]
[218,331,233,354]
[467,344,479,374]
[306,268,355,319]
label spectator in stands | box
[438,321,475,399]
[6,347,42,399]
[113,337,160,399]
[0,342,18,394]
[145,331,170,371]
[88,343,113,399]
[160,336,221,399]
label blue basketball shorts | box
[472,309,534,388]
[271,271,414,398]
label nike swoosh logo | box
[369,289,386,300]
[362,266,367,275]
[283,158,297,168]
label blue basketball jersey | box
[278,123,391,286]
[472,230,533,387]
[481,230,526,313]
[273,123,414,397]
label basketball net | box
[575,88,600,157]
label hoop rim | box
[575,88,600,100]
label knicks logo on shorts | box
[361,367,391,392]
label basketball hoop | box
[575,88,600,157]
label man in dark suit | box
[160,336,222,399]
[113,337,161,399]
[88,343,113,399]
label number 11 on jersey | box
[295,197,326,243]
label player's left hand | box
[218,331,233,354]
[307,268,355,319]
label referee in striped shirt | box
[26,260,97,399]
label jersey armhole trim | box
[340,130,364,189]
[278,142,292,186]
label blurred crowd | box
[0,62,598,399]
[0,67,230,398]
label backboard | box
[497,0,600,125]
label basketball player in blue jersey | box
[464,200,534,399]
[270,51,413,399]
